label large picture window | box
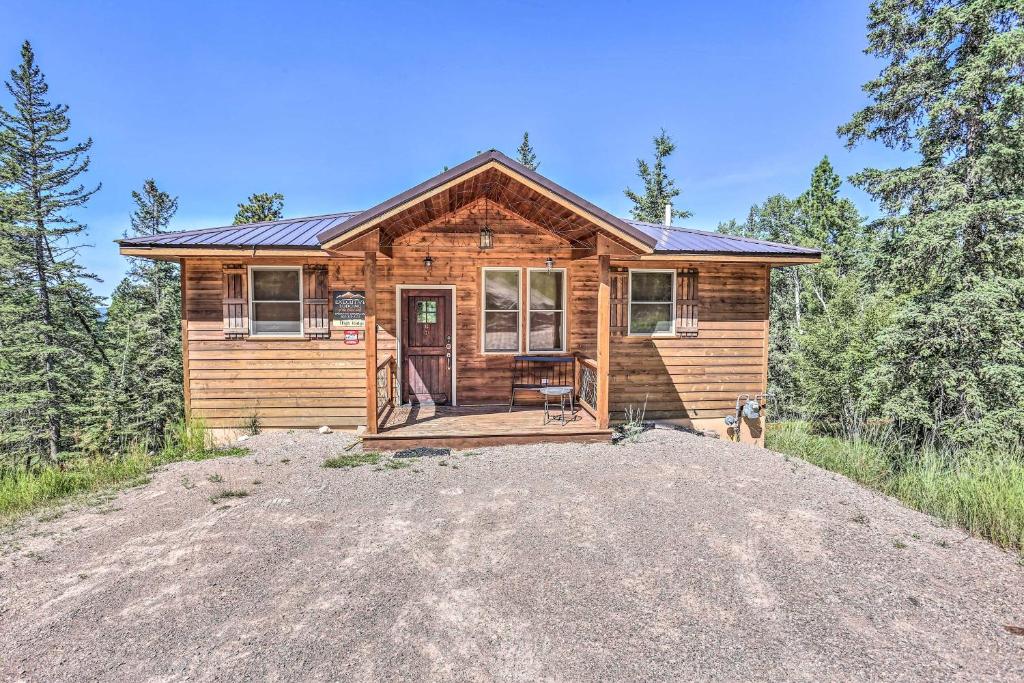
[482,268,520,353]
[250,267,302,336]
[628,269,675,335]
[527,269,565,352]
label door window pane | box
[251,268,302,335]
[629,271,674,335]
[483,270,520,352]
[417,300,437,324]
[528,270,565,351]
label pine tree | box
[516,132,539,170]
[625,129,692,223]
[839,1,1024,447]
[85,180,182,453]
[0,41,105,465]
[233,192,284,225]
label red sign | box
[343,330,360,345]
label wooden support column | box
[181,258,191,418]
[596,254,611,429]
[364,252,379,434]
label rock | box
[237,435,250,442]
[318,426,332,434]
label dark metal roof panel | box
[626,221,821,256]
[118,212,362,249]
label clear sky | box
[3,1,906,299]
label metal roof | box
[118,212,362,249]
[626,221,821,256]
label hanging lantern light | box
[545,257,555,271]
[423,253,434,273]
[479,225,493,250]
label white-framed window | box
[249,266,303,337]
[527,268,566,353]
[481,268,521,353]
[628,269,676,336]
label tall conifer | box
[233,192,284,224]
[625,129,692,223]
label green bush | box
[767,422,1024,554]
[0,417,247,521]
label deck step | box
[362,429,613,451]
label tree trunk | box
[33,215,59,462]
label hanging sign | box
[331,290,366,329]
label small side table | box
[540,386,574,425]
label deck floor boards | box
[364,404,612,449]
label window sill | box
[247,335,307,341]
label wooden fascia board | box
[120,246,328,260]
[320,160,655,254]
[635,254,821,265]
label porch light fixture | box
[479,225,493,250]
[545,257,555,271]
[423,253,434,273]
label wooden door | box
[401,289,453,404]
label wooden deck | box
[362,404,613,450]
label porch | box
[362,403,613,451]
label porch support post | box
[596,254,611,429]
[364,252,379,434]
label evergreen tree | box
[625,129,692,223]
[516,132,539,170]
[84,180,182,453]
[233,192,284,225]
[0,41,105,465]
[839,0,1024,447]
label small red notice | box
[343,330,360,345]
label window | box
[482,268,520,352]
[527,269,566,352]
[628,269,675,335]
[250,267,302,336]
[416,300,438,324]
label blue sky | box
[3,1,906,299]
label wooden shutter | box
[222,265,248,339]
[610,268,629,336]
[303,265,330,339]
[676,268,699,337]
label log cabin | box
[118,150,820,449]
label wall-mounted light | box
[479,225,493,250]
[545,257,555,271]
[423,253,434,273]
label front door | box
[401,289,453,404]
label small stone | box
[318,426,332,434]
[237,435,249,442]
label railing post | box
[596,254,611,429]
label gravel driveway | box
[1,429,1022,681]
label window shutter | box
[303,265,330,339]
[609,268,629,336]
[676,268,699,337]
[222,265,249,339]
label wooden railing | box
[375,353,398,428]
[574,352,598,417]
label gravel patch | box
[1,429,1022,681]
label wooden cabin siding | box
[179,210,769,431]
[183,257,368,430]
[608,262,769,422]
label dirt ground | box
[1,429,1022,682]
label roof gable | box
[316,150,657,254]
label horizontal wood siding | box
[184,257,367,429]
[608,262,768,421]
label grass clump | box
[323,452,381,469]
[767,421,1024,555]
[209,489,249,504]
[0,417,249,522]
